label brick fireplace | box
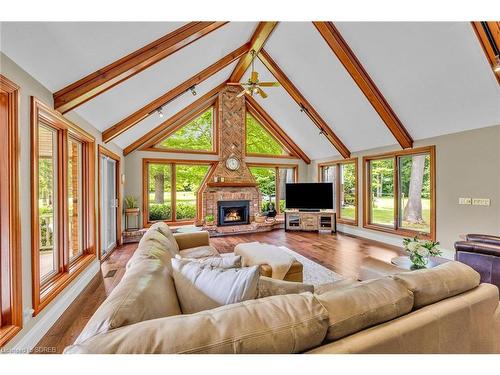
[200,86,262,230]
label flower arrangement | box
[403,236,441,268]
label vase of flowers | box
[403,236,442,269]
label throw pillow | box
[174,254,241,269]
[257,276,314,298]
[171,258,260,314]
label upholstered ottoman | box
[234,242,303,282]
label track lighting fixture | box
[157,107,164,118]
[319,128,326,136]
[190,85,197,96]
[299,104,305,113]
[494,55,500,73]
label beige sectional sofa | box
[64,223,500,354]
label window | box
[246,112,289,156]
[364,146,435,239]
[318,158,358,225]
[31,97,96,315]
[0,75,22,347]
[155,107,216,153]
[249,164,297,214]
[143,159,213,226]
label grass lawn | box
[370,196,430,232]
[148,191,196,203]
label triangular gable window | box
[246,112,290,156]
[157,107,214,152]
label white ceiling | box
[1,21,499,160]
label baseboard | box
[10,260,100,352]
[337,224,455,260]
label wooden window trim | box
[142,102,219,155]
[0,75,22,347]
[318,158,359,226]
[247,162,299,215]
[142,158,216,228]
[31,97,96,316]
[97,145,122,262]
[362,146,436,240]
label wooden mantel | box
[206,182,258,188]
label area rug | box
[259,244,343,286]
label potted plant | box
[124,196,139,214]
[205,214,215,226]
[403,236,442,269]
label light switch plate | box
[472,198,491,206]
[459,197,472,205]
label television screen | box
[285,183,334,210]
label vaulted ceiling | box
[1,21,499,160]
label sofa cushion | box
[314,278,360,295]
[174,254,241,268]
[317,278,414,341]
[257,276,314,298]
[74,259,181,344]
[392,261,481,309]
[149,222,180,253]
[171,258,260,314]
[64,293,329,354]
[178,245,219,259]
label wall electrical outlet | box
[472,198,491,206]
[459,197,472,205]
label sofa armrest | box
[466,234,500,246]
[454,241,500,257]
[173,231,210,250]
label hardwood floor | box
[33,230,403,353]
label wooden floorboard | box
[33,230,403,353]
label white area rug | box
[250,244,342,286]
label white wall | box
[124,150,309,226]
[309,124,500,252]
[0,52,124,351]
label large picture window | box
[31,97,96,315]
[318,158,358,225]
[143,159,213,226]
[364,146,435,239]
[249,164,297,214]
[0,75,22,347]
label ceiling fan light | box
[493,55,500,73]
[253,87,259,94]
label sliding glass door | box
[100,155,118,257]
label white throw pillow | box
[171,258,260,314]
[174,254,242,269]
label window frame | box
[142,158,216,227]
[141,101,219,155]
[0,75,22,347]
[363,146,436,240]
[31,97,96,316]
[247,162,299,215]
[244,104,297,159]
[318,158,359,226]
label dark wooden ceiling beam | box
[103,43,250,143]
[228,22,278,82]
[313,22,413,149]
[123,82,226,155]
[245,95,311,164]
[471,21,500,85]
[54,22,228,113]
[258,49,350,158]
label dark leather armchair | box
[455,234,500,290]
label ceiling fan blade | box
[258,82,280,87]
[257,87,268,99]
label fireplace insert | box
[217,200,250,226]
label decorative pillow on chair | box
[174,254,241,269]
[171,258,260,314]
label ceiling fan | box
[227,50,279,99]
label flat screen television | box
[285,183,334,211]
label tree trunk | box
[403,155,425,223]
[154,173,164,204]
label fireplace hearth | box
[218,200,250,226]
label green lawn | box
[148,191,196,203]
[370,196,430,232]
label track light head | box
[157,107,164,118]
[190,86,197,96]
[494,55,500,73]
